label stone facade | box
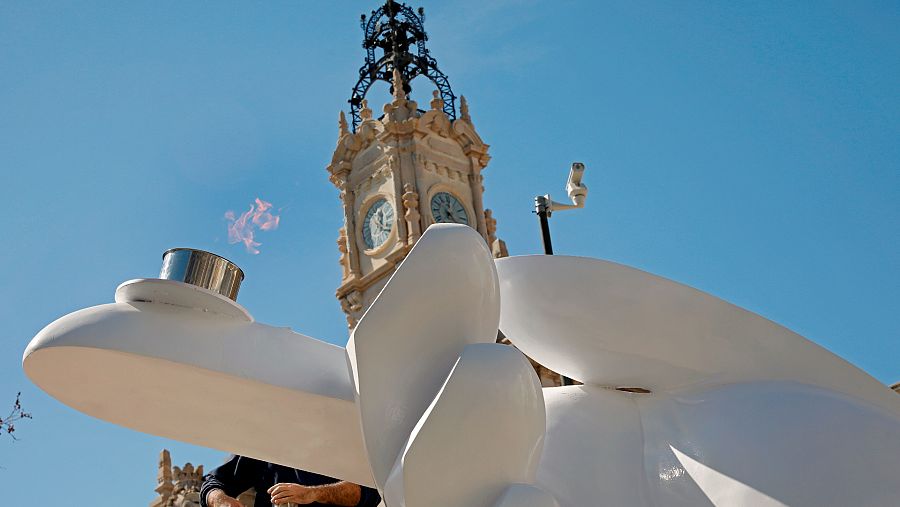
[326,73,561,390]
[150,450,255,507]
[327,70,503,329]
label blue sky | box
[1,0,897,503]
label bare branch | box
[1,392,32,441]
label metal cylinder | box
[160,248,244,301]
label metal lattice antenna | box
[349,0,456,131]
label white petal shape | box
[536,382,900,507]
[22,300,374,486]
[383,343,545,507]
[493,484,559,507]
[536,386,650,507]
[639,381,900,507]
[670,447,786,507]
[347,224,500,489]
[496,255,900,415]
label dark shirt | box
[199,455,381,507]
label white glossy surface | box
[536,386,649,507]
[116,278,253,321]
[493,484,559,507]
[669,447,786,507]
[500,254,900,507]
[638,381,900,507]
[533,382,900,507]
[347,224,500,489]
[23,228,900,507]
[496,255,900,412]
[22,301,374,486]
[383,344,545,507]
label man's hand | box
[205,488,244,507]
[268,481,362,506]
[268,483,320,505]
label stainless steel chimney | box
[160,248,244,301]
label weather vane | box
[348,0,456,131]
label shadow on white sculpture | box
[23,224,900,506]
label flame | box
[225,198,281,255]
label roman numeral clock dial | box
[430,192,469,225]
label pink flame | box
[225,198,281,255]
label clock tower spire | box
[327,0,506,328]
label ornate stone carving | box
[347,290,363,313]
[382,68,418,126]
[169,462,204,506]
[417,89,452,136]
[451,101,490,164]
[385,151,399,178]
[340,290,364,329]
[151,450,254,507]
[459,95,470,121]
[484,209,508,259]
[402,183,421,244]
[329,86,494,329]
[430,90,443,111]
[338,110,349,139]
[392,67,405,102]
[337,227,350,281]
[337,182,361,279]
[339,297,355,328]
[484,209,498,245]
[150,449,175,507]
[359,99,372,121]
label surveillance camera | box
[568,162,585,188]
[566,162,588,207]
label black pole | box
[535,195,553,255]
[534,195,574,386]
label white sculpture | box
[23,224,900,506]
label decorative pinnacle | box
[392,67,405,102]
[459,95,470,121]
[430,90,442,110]
[338,111,349,136]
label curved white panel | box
[24,232,900,507]
[493,484,559,507]
[537,386,649,507]
[384,344,545,507]
[115,278,253,321]
[639,381,900,507]
[348,224,500,489]
[669,447,786,507]
[22,301,373,486]
[496,255,900,415]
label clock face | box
[362,198,395,250]
[430,192,469,225]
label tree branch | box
[1,392,32,440]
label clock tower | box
[326,1,506,328]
